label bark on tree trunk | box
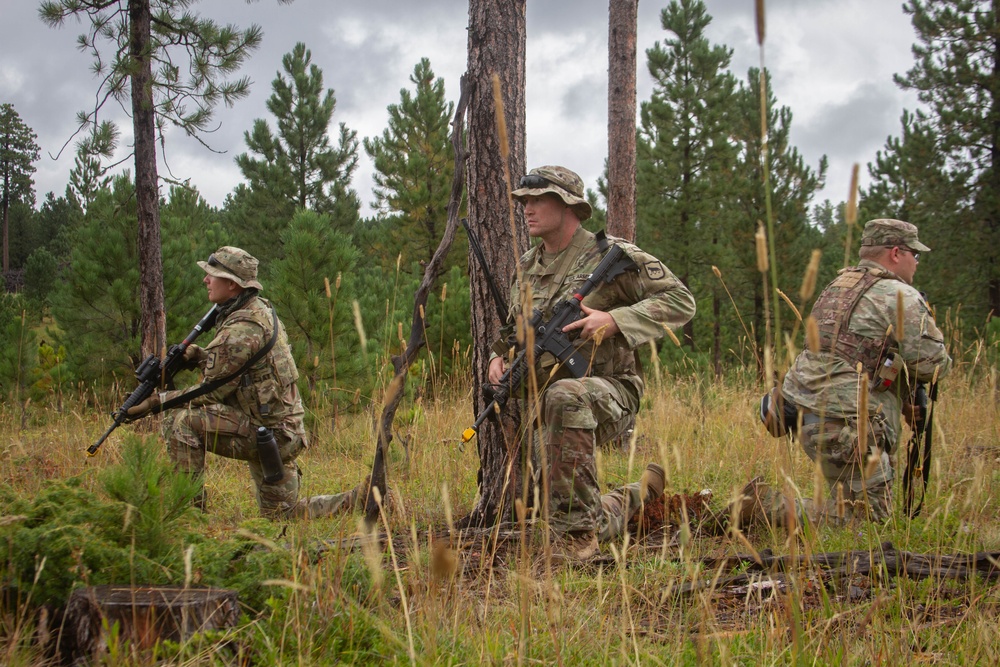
[461,0,527,528]
[2,178,8,275]
[130,0,166,359]
[607,0,638,242]
[989,7,1000,317]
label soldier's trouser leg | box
[542,377,638,537]
[162,404,303,519]
[798,414,895,524]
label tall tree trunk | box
[2,172,8,275]
[607,0,638,242]
[989,1,1000,317]
[462,0,527,528]
[130,0,166,358]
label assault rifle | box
[87,305,219,456]
[902,380,938,518]
[461,237,638,443]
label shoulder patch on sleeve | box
[644,261,666,281]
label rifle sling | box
[154,306,280,414]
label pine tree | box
[729,68,826,363]
[862,110,973,311]
[893,0,1000,319]
[363,58,458,271]
[0,103,40,275]
[40,0,262,359]
[51,176,224,383]
[236,42,360,241]
[637,0,739,352]
[265,209,363,400]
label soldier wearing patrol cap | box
[126,246,369,519]
[751,219,952,526]
[489,165,696,560]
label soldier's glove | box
[902,402,924,431]
[183,344,208,364]
[126,394,161,419]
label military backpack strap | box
[154,306,280,413]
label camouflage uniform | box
[505,166,697,539]
[157,247,357,519]
[780,220,952,523]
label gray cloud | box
[2,0,921,212]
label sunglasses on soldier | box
[519,174,562,190]
[898,247,920,261]
[208,253,240,275]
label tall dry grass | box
[2,337,999,664]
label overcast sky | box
[2,0,920,217]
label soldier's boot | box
[719,477,787,530]
[289,476,401,520]
[640,462,665,503]
[549,531,600,564]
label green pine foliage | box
[49,174,142,382]
[0,436,201,607]
[637,0,739,353]
[265,209,365,402]
[727,68,827,361]
[235,41,361,246]
[0,292,35,400]
[0,103,40,273]
[890,0,1000,322]
[50,177,225,384]
[159,185,228,336]
[363,58,462,273]
[863,109,981,322]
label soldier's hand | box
[903,402,924,430]
[126,394,161,419]
[488,356,505,385]
[562,303,619,342]
[183,344,207,364]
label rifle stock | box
[87,305,219,456]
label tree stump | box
[65,585,238,662]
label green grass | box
[1,359,999,665]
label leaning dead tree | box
[607,0,639,242]
[364,78,472,525]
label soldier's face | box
[894,246,919,284]
[523,194,570,243]
[204,274,241,303]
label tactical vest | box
[223,297,301,427]
[810,266,892,379]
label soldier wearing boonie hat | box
[126,246,371,519]
[748,218,952,529]
[511,165,594,221]
[197,246,264,290]
[487,164,696,561]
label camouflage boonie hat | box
[860,219,930,253]
[511,165,593,221]
[197,246,263,290]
